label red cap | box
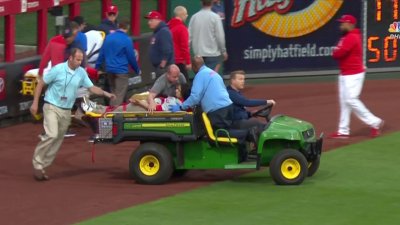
[107,5,118,14]
[144,10,162,20]
[337,15,357,24]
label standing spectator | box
[329,15,384,139]
[30,48,115,181]
[145,10,174,77]
[84,30,105,68]
[189,0,228,72]
[99,5,119,34]
[212,0,225,20]
[96,19,140,106]
[71,16,87,52]
[70,16,88,68]
[38,22,79,76]
[168,6,191,81]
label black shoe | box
[64,129,76,137]
[88,135,95,143]
[248,149,257,155]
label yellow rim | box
[252,0,343,38]
[139,155,160,176]
[281,158,301,179]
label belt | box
[44,101,71,110]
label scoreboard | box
[366,0,399,69]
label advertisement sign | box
[224,0,362,74]
[0,70,6,101]
[0,0,21,16]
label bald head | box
[192,56,204,74]
[168,64,180,74]
[166,64,181,84]
[174,6,188,21]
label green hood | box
[261,115,314,141]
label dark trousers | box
[107,73,129,106]
[232,118,265,130]
[232,118,265,145]
[207,105,234,130]
[203,56,221,71]
[177,63,189,82]
[208,105,249,162]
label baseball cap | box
[62,26,74,38]
[144,10,162,20]
[337,14,357,24]
[107,5,118,14]
[72,16,85,26]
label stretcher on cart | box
[85,110,201,144]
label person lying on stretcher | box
[81,83,191,114]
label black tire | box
[307,154,321,177]
[129,142,173,185]
[173,169,188,177]
[269,149,308,185]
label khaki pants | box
[32,103,71,170]
[107,73,129,106]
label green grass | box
[77,132,400,225]
[0,0,157,46]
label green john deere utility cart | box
[88,105,323,185]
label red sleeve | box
[155,105,163,111]
[86,67,99,81]
[38,41,52,76]
[179,26,191,65]
[332,34,354,59]
[155,97,165,111]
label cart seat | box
[202,112,239,144]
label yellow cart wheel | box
[269,149,308,185]
[129,142,173,185]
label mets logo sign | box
[231,0,343,38]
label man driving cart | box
[227,70,276,131]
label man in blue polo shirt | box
[96,19,140,106]
[170,57,258,162]
[30,48,115,181]
[170,56,232,129]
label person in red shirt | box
[168,6,191,81]
[38,22,79,76]
[330,15,384,139]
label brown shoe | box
[33,169,49,181]
[42,170,49,181]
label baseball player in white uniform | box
[330,15,384,139]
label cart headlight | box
[302,128,315,139]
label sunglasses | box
[107,13,116,16]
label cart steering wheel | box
[251,103,273,120]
